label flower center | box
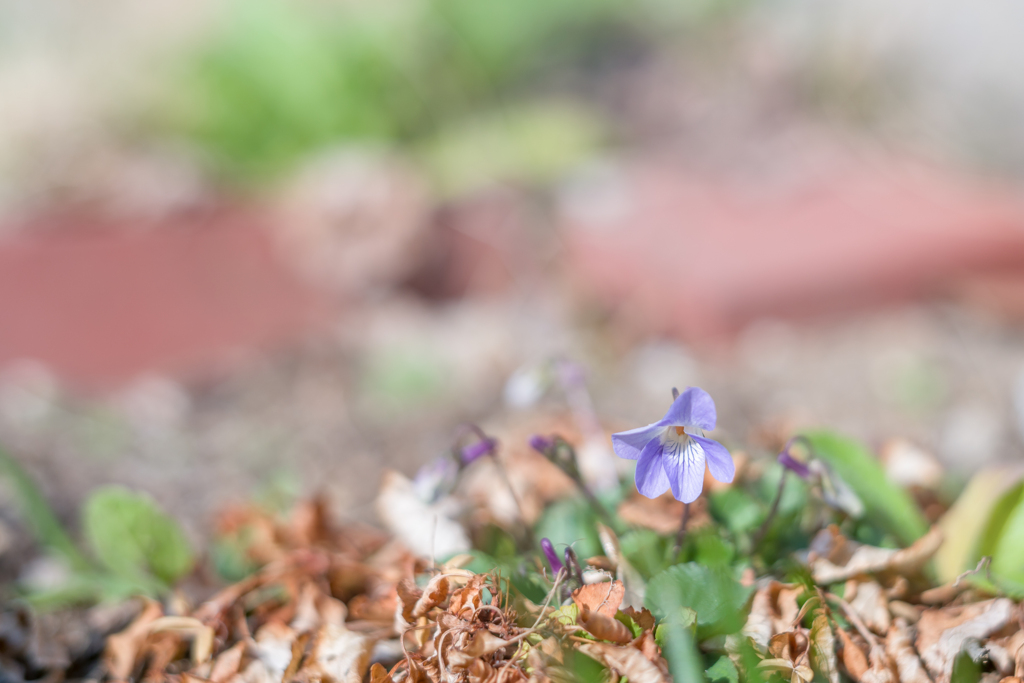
[674,426,686,436]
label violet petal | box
[461,437,497,464]
[661,386,717,431]
[691,434,734,483]
[611,422,664,461]
[662,437,706,503]
[634,438,670,498]
[778,451,811,479]
[541,538,564,574]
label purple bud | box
[778,438,811,479]
[529,434,553,454]
[461,437,497,465]
[541,538,564,574]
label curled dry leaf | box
[104,599,164,681]
[860,645,897,683]
[449,575,487,618]
[809,614,840,683]
[745,582,804,652]
[295,622,372,683]
[812,527,943,584]
[147,616,215,665]
[414,575,450,619]
[885,620,932,683]
[447,629,510,669]
[208,641,246,683]
[624,606,657,633]
[253,620,299,682]
[572,580,624,618]
[758,657,815,683]
[577,605,632,645]
[578,641,669,683]
[369,662,394,683]
[398,578,422,623]
[596,524,646,609]
[837,627,869,680]
[916,598,1015,683]
[848,581,891,636]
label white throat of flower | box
[662,425,705,448]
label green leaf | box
[533,497,601,560]
[655,608,703,682]
[708,488,763,533]
[936,467,1024,582]
[82,486,194,587]
[804,430,929,544]
[645,563,752,640]
[619,529,672,579]
[705,655,740,683]
[988,486,1024,586]
[0,446,90,570]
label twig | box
[825,592,879,647]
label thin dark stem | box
[752,471,787,549]
[673,502,690,559]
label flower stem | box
[673,502,690,559]
[752,470,787,549]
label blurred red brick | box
[0,209,334,389]
[561,157,1024,342]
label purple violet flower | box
[529,434,554,454]
[777,438,811,479]
[460,437,497,465]
[541,538,564,574]
[611,386,734,503]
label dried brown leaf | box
[253,620,298,682]
[572,580,624,618]
[860,645,897,683]
[623,606,657,633]
[295,622,371,683]
[848,582,891,636]
[209,641,246,683]
[577,605,632,645]
[413,574,449,619]
[447,630,511,670]
[885,620,931,683]
[370,662,394,683]
[837,628,869,680]
[812,527,943,584]
[449,575,486,618]
[744,582,804,652]
[104,599,163,681]
[917,598,1015,683]
[578,641,669,683]
[148,616,215,665]
[398,578,422,623]
[809,614,840,683]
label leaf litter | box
[2,403,1024,683]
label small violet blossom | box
[611,386,734,503]
[528,434,554,455]
[540,538,564,574]
[777,438,811,479]
[460,436,497,465]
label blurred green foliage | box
[804,430,930,544]
[166,0,631,185]
[0,447,193,607]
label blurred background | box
[3,0,1024,549]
